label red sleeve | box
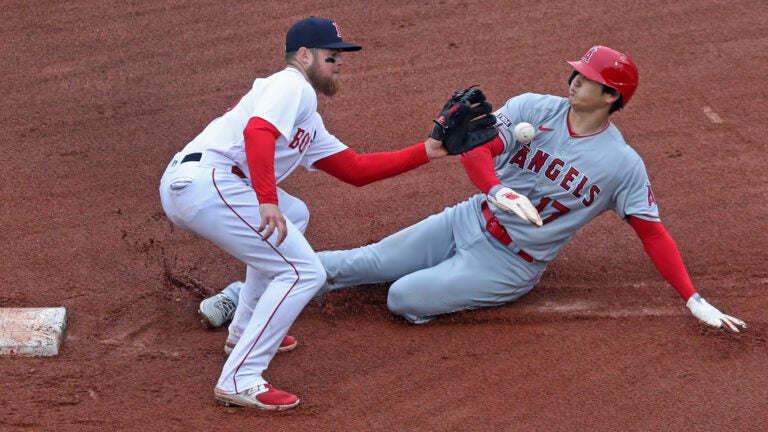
[313,144,429,187]
[243,117,281,204]
[459,136,505,193]
[629,216,697,301]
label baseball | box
[514,122,535,143]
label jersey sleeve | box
[493,95,526,153]
[613,156,661,222]
[299,113,349,169]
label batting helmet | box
[567,46,639,108]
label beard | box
[306,61,341,96]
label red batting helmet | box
[567,45,639,108]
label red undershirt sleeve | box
[313,144,429,187]
[243,117,281,204]
[459,136,505,193]
[629,216,697,301]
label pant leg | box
[318,206,459,292]
[161,161,323,393]
[218,225,324,393]
[387,196,547,323]
[317,195,548,324]
[386,229,545,323]
[226,277,250,343]
[227,189,311,339]
[220,281,243,306]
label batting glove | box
[686,293,747,333]
[487,187,543,227]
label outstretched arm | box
[316,85,501,185]
[628,216,696,300]
[314,140,437,187]
[629,216,746,332]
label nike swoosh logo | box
[538,125,554,131]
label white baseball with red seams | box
[513,122,535,143]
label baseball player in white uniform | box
[160,16,454,411]
[200,46,746,335]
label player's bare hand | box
[258,203,288,246]
[686,293,747,333]
[425,137,449,159]
[487,186,543,227]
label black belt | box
[481,201,534,263]
[180,152,246,178]
[181,153,202,163]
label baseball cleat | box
[277,334,298,352]
[224,335,297,355]
[214,384,299,411]
[277,335,299,352]
[198,294,236,329]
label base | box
[0,307,67,357]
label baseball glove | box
[430,85,499,155]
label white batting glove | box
[487,187,543,227]
[686,294,747,333]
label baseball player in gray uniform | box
[200,45,746,334]
[160,16,499,411]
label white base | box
[0,307,67,357]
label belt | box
[481,201,534,263]
[181,152,246,178]
[180,153,202,163]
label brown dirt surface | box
[2,1,766,431]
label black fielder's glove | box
[430,85,499,155]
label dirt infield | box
[2,1,766,431]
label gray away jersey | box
[490,93,660,262]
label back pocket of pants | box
[169,178,194,191]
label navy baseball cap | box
[285,16,362,52]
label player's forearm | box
[314,144,429,187]
[460,137,505,193]
[629,217,696,300]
